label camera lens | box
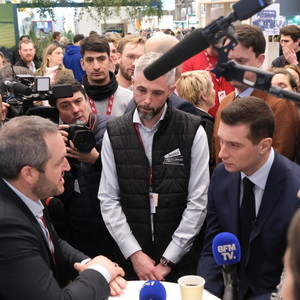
[73,130,96,153]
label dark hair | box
[220,96,274,144]
[19,35,29,41]
[287,209,300,300]
[80,34,110,57]
[235,24,266,57]
[73,34,85,44]
[52,31,61,40]
[49,78,86,107]
[280,25,300,42]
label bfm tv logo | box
[217,244,237,261]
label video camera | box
[0,75,73,123]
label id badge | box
[74,179,81,194]
[218,90,226,102]
[149,192,159,214]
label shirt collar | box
[236,87,254,98]
[3,179,44,218]
[241,147,275,190]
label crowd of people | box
[0,23,300,300]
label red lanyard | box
[204,50,222,87]
[134,123,153,186]
[88,94,115,116]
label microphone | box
[143,0,272,81]
[139,280,166,300]
[2,80,32,96]
[212,232,241,300]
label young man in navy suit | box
[0,116,126,300]
[198,96,300,300]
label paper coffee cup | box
[178,275,205,300]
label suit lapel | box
[250,154,284,241]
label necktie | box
[239,177,256,265]
[38,215,56,263]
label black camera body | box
[1,75,72,122]
[66,124,96,153]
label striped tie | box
[38,215,56,263]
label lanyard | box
[88,94,115,116]
[204,50,222,87]
[134,123,152,187]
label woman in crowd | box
[176,70,215,172]
[35,43,74,85]
[271,68,298,93]
[284,65,300,91]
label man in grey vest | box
[99,52,210,282]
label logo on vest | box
[163,148,184,166]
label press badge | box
[74,179,81,194]
[218,90,226,102]
[149,192,159,214]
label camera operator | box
[51,77,116,259]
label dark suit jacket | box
[197,152,300,300]
[125,92,199,116]
[0,178,110,300]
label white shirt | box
[99,105,210,264]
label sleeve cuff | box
[87,265,111,283]
[163,241,188,264]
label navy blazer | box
[197,152,300,300]
[0,178,110,300]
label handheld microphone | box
[143,0,272,81]
[2,80,32,96]
[212,232,241,300]
[139,280,166,300]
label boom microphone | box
[3,80,32,96]
[143,0,272,81]
[139,280,166,300]
[212,232,241,300]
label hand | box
[66,141,100,164]
[1,102,10,121]
[154,263,172,281]
[109,275,127,296]
[282,46,299,65]
[74,255,125,280]
[58,124,69,145]
[130,250,157,280]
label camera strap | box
[87,113,97,131]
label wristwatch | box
[160,256,175,268]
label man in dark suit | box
[0,115,126,300]
[198,96,300,300]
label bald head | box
[145,32,182,80]
[145,32,179,53]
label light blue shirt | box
[240,148,275,215]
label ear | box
[201,93,208,102]
[80,58,85,70]
[131,77,135,87]
[257,53,265,68]
[259,137,272,155]
[117,52,121,64]
[19,166,39,186]
[18,49,21,56]
[168,85,176,98]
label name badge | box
[218,90,226,102]
[149,192,159,214]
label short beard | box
[119,63,132,82]
[136,103,165,121]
